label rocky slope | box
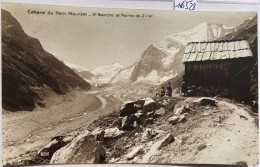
[34,96,258,165]
[2,9,91,111]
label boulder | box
[96,130,105,143]
[126,146,143,160]
[146,111,155,119]
[197,143,207,151]
[121,115,138,131]
[136,110,144,114]
[154,108,165,118]
[133,121,138,128]
[110,119,121,128]
[174,105,190,116]
[104,127,124,138]
[137,98,146,105]
[142,128,158,140]
[37,139,59,159]
[193,97,217,107]
[50,131,105,164]
[93,127,124,139]
[121,116,131,130]
[144,118,154,126]
[133,103,142,110]
[143,97,158,113]
[158,133,174,148]
[168,116,179,125]
[120,99,146,117]
[134,112,145,124]
[178,113,187,123]
[162,100,168,106]
[141,133,174,163]
[129,114,139,123]
[37,135,73,159]
[120,101,138,117]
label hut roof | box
[182,39,253,63]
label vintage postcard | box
[1,2,258,165]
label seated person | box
[160,86,165,97]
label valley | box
[1,6,258,166]
[2,85,152,165]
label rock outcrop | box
[37,136,73,160]
[50,131,105,164]
[193,97,217,107]
[143,97,159,112]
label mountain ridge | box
[2,9,91,111]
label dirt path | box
[195,100,259,164]
[2,88,123,165]
[158,98,258,165]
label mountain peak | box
[112,61,123,68]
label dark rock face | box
[120,99,145,117]
[144,118,154,126]
[2,9,91,111]
[130,45,167,82]
[193,97,217,107]
[121,115,141,131]
[120,101,139,117]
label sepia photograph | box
[1,2,258,165]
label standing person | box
[166,82,173,97]
[160,86,165,97]
[181,81,187,96]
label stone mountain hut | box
[182,39,254,98]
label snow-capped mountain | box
[134,22,235,82]
[59,20,250,87]
[63,61,89,72]
[160,22,234,46]
[59,60,124,86]
[58,60,95,82]
[111,21,238,85]
[90,61,124,85]
[129,44,182,85]
[110,63,136,84]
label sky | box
[2,2,257,69]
